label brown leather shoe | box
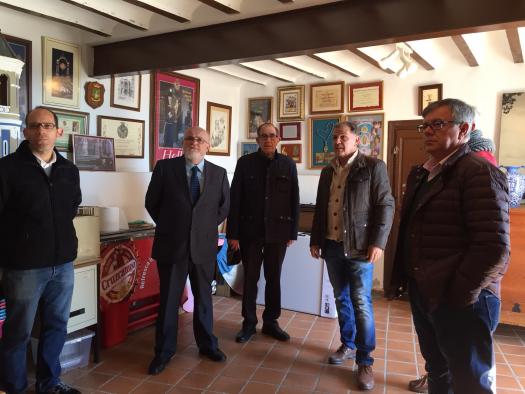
[328,344,356,365]
[408,374,428,393]
[357,364,374,390]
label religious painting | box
[5,34,32,125]
[277,85,305,121]
[247,97,272,139]
[151,71,200,169]
[111,74,141,111]
[345,113,385,159]
[280,143,302,163]
[309,115,343,169]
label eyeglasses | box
[27,122,56,130]
[258,134,278,140]
[183,136,209,144]
[416,120,462,133]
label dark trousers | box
[240,240,287,328]
[155,259,217,361]
[409,279,500,394]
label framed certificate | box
[349,81,383,112]
[310,81,344,114]
[97,115,145,158]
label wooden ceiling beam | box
[404,43,434,70]
[93,0,525,76]
[451,35,479,66]
[347,48,395,74]
[208,67,265,86]
[122,0,190,23]
[237,63,294,83]
[198,0,240,14]
[272,59,325,79]
[308,54,359,77]
[506,28,524,63]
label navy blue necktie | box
[190,166,200,204]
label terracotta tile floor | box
[32,295,525,393]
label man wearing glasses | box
[0,107,82,394]
[146,126,230,375]
[390,99,510,393]
[228,122,299,344]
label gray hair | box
[422,98,476,124]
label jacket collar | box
[15,140,67,167]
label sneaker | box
[38,382,81,394]
[408,374,428,393]
[328,344,356,365]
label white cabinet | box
[68,264,97,333]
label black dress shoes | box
[148,355,172,375]
[199,347,227,362]
[262,323,290,341]
[235,326,256,343]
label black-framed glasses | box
[27,122,56,130]
[416,120,462,133]
[183,136,209,144]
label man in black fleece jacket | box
[0,107,82,394]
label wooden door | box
[383,120,427,294]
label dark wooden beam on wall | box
[308,54,359,77]
[346,48,395,74]
[506,28,524,63]
[122,0,190,23]
[93,0,525,76]
[198,0,240,14]
[451,35,479,67]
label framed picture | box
[349,81,383,112]
[97,115,145,158]
[42,36,80,108]
[84,81,105,109]
[277,85,305,121]
[111,74,141,111]
[206,101,232,156]
[309,115,343,169]
[42,107,89,152]
[5,34,32,125]
[150,71,200,168]
[310,81,344,115]
[345,113,384,159]
[418,84,443,115]
[248,97,272,139]
[279,122,301,140]
[72,135,116,172]
[280,143,302,163]
[240,142,259,157]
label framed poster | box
[42,36,80,108]
[418,84,443,115]
[345,113,384,159]
[111,74,141,111]
[279,122,301,141]
[309,115,343,169]
[150,71,200,168]
[5,34,32,125]
[72,135,116,172]
[280,143,302,163]
[277,85,305,121]
[240,142,259,157]
[97,115,145,158]
[206,101,232,156]
[349,81,383,112]
[248,97,272,139]
[499,92,525,166]
[42,107,89,152]
[310,81,344,114]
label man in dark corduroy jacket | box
[0,107,82,394]
[391,99,510,394]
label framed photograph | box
[42,36,80,108]
[42,107,89,152]
[345,113,384,159]
[151,71,200,168]
[418,84,443,115]
[277,85,305,121]
[111,74,141,111]
[248,97,272,139]
[97,115,145,158]
[310,81,344,115]
[206,101,232,156]
[280,143,302,163]
[279,122,301,140]
[72,135,116,172]
[349,81,383,112]
[240,142,259,157]
[5,34,32,125]
[309,115,343,169]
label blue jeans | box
[409,279,500,394]
[324,240,375,366]
[0,263,74,394]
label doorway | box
[383,119,427,295]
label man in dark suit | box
[145,126,230,375]
[227,122,299,344]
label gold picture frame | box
[277,85,305,121]
[206,101,232,156]
[309,81,344,115]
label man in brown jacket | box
[390,98,510,394]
